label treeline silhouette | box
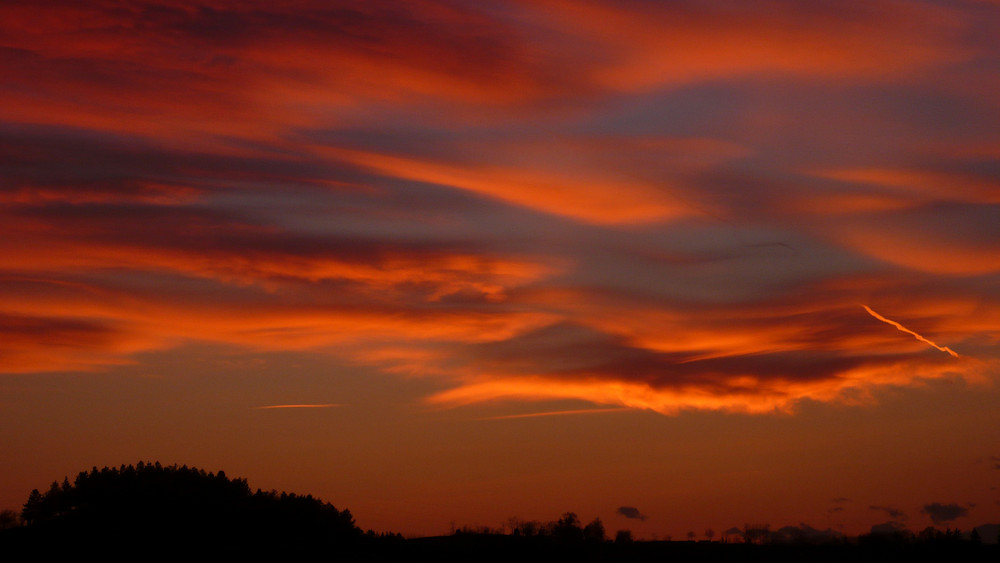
[2,461,999,562]
[454,512,608,543]
[434,523,997,563]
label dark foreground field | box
[3,527,999,562]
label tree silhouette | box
[0,509,19,530]
[553,512,584,543]
[18,461,361,548]
[743,523,770,545]
[583,517,605,543]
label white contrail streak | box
[863,305,959,358]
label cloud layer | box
[2,0,999,416]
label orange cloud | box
[810,167,1000,206]
[0,277,559,375]
[1,0,995,424]
[0,0,585,143]
[0,311,156,374]
[529,0,968,92]
[0,205,561,374]
[0,204,555,300]
[427,355,982,415]
[4,0,967,150]
[318,135,743,224]
[416,276,991,414]
[828,207,1000,275]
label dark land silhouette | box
[4,462,369,556]
[2,462,998,562]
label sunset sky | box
[2,0,1000,539]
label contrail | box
[253,403,342,409]
[863,305,959,358]
[476,407,630,421]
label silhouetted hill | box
[4,462,362,555]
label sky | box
[1,0,999,539]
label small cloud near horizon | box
[828,497,849,514]
[617,506,647,521]
[922,502,969,525]
[869,505,906,520]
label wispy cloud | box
[475,407,630,421]
[869,505,907,521]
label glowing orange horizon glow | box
[863,305,961,358]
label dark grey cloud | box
[616,506,647,521]
[922,502,969,525]
[860,202,1000,249]
[0,0,586,111]
[469,320,917,392]
[0,311,119,345]
[0,123,370,194]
